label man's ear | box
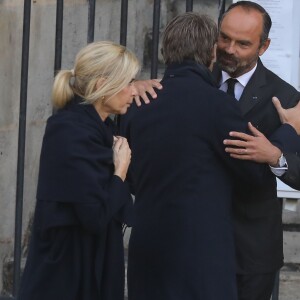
[259,38,270,56]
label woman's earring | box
[101,96,105,102]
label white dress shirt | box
[219,64,257,100]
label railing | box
[2,1,282,299]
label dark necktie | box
[226,78,238,98]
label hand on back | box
[133,79,162,106]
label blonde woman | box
[18,41,139,300]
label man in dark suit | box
[120,12,293,300]
[215,2,300,299]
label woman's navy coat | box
[120,62,271,300]
[18,98,133,300]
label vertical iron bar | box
[115,0,129,127]
[218,0,226,26]
[87,0,96,43]
[114,0,128,128]
[13,0,31,295]
[120,0,128,46]
[186,0,193,12]
[151,0,161,79]
[54,0,64,74]
[271,270,280,300]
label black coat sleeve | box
[269,123,300,153]
[268,124,300,190]
[280,153,300,190]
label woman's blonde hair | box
[52,41,140,109]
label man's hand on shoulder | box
[133,79,162,106]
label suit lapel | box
[213,59,269,117]
[238,59,267,116]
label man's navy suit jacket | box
[213,58,300,274]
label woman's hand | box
[113,136,131,181]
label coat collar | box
[63,95,116,141]
[68,95,115,128]
[164,60,218,88]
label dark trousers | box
[236,272,277,300]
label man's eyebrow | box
[237,39,252,45]
[219,31,232,40]
[219,31,252,45]
[219,31,228,37]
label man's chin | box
[217,61,237,75]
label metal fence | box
[1,0,280,299]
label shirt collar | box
[221,63,257,87]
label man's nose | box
[225,42,236,54]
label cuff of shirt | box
[269,154,288,177]
[270,166,287,176]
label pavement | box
[279,267,300,300]
[124,264,300,300]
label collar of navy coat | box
[68,95,117,135]
[164,60,219,89]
